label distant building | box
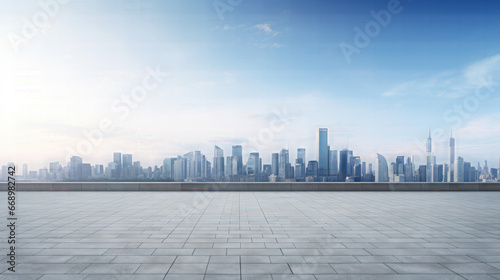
[317,128,329,177]
[306,161,318,178]
[375,154,389,182]
[455,156,464,182]
[213,145,224,180]
[113,152,122,179]
[426,130,432,182]
[271,153,279,176]
[70,156,82,180]
[232,145,243,175]
[449,133,455,182]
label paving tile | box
[206,263,240,274]
[241,264,292,274]
[330,263,396,274]
[168,263,207,274]
[443,263,500,274]
[1,192,499,279]
[387,263,454,274]
[80,264,140,274]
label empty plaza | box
[1,191,500,279]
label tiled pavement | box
[0,191,500,279]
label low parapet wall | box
[1,182,499,191]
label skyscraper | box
[317,128,329,177]
[338,149,351,182]
[213,145,224,179]
[279,148,290,181]
[70,156,82,181]
[375,153,389,182]
[247,152,260,175]
[455,156,464,182]
[306,161,319,178]
[449,132,455,182]
[271,153,279,176]
[22,163,28,179]
[426,130,432,182]
[297,148,306,163]
[113,152,122,179]
[295,148,306,179]
[464,162,471,182]
[395,156,404,175]
[232,145,243,175]
[226,156,234,176]
[329,150,338,177]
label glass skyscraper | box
[317,128,329,177]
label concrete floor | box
[1,192,500,279]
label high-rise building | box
[70,156,82,181]
[455,156,464,182]
[297,148,306,163]
[113,152,122,179]
[82,163,92,180]
[404,157,413,182]
[232,145,243,175]
[375,154,389,182]
[122,154,133,179]
[306,161,318,178]
[163,158,175,179]
[317,128,329,176]
[279,148,290,181]
[226,156,234,176]
[426,130,432,182]
[449,133,455,182]
[418,165,426,182]
[395,156,404,175]
[213,145,224,179]
[295,148,306,179]
[246,153,260,175]
[464,162,471,182]
[194,151,202,178]
[338,149,351,182]
[263,164,272,176]
[271,153,279,176]
[22,163,28,179]
[329,150,338,177]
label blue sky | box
[1,0,500,169]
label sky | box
[1,0,500,170]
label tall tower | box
[455,156,464,182]
[317,128,329,176]
[375,153,389,182]
[213,145,224,179]
[426,129,432,182]
[449,131,455,182]
[231,145,243,175]
[271,153,279,176]
[113,152,122,179]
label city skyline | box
[3,127,500,172]
[2,0,500,170]
[5,128,499,183]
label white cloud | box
[382,54,500,98]
[254,23,279,36]
[465,54,500,86]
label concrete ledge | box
[0,182,498,191]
